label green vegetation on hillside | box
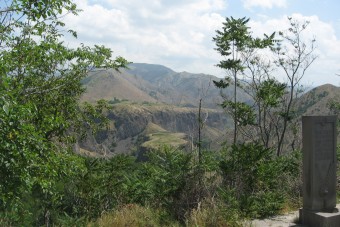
[83,102,230,154]
[139,123,188,150]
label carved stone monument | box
[299,116,340,227]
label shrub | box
[134,146,194,220]
[219,143,301,218]
[59,154,137,220]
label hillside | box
[296,84,340,116]
[79,63,340,157]
[80,69,159,103]
[79,63,240,156]
[81,63,252,108]
[126,63,223,107]
[77,102,230,157]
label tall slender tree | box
[271,17,317,155]
[213,17,274,144]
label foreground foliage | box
[88,146,301,226]
[0,0,127,225]
[0,142,302,226]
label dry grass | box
[142,132,188,150]
[81,70,157,103]
[140,122,188,150]
[87,204,180,227]
[87,202,240,227]
[143,122,167,134]
[185,198,241,227]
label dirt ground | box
[246,204,340,227]
[244,209,304,227]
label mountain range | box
[81,63,251,108]
[78,63,340,157]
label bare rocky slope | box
[81,63,252,108]
[78,63,340,157]
[77,102,231,157]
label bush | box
[133,147,194,220]
[0,139,302,226]
[240,190,285,218]
[59,155,137,220]
[219,143,301,218]
[126,147,222,222]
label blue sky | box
[59,1,340,86]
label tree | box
[0,0,127,224]
[271,17,317,155]
[213,17,275,144]
[213,17,317,155]
[241,65,287,149]
[241,18,316,155]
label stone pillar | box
[299,116,340,227]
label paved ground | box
[244,209,304,227]
[246,204,340,227]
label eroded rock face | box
[78,103,230,156]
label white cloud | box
[249,14,340,85]
[243,0,287,9]
[65,1,131,41]
[61,1,340,86]
[63,0,225,73]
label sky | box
[62,0,340,86]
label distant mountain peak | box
[128,63,175,76]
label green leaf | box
[3,102,9,115]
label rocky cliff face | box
[78,102,230,156]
